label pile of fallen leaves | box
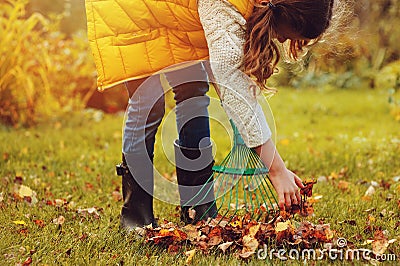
[134,179,398,262]
[134,180,337,260]
[138,211,335,260]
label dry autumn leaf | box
[185,249,196,265]
[112,191,122,202]
[208,227,223,246]
[13,220,26,226]
[275,221,291,233]
[238,251,255,259]
[372,230,389,255]
[218,241,233,253]
[139,206,339,259]
[188,208,196,220]
[182,224,199,241]
[365,185,375,196]
[14,184,38,205]
[337,180,349,191]
[53,215,65,225]
[301,180,317,197]
[33,219,46,228]
[242,235,258,253]
[248,223,260,237]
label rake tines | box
[186,120,279,224]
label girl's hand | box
[254,139,304,210]
[268,168,304,210]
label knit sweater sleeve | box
[198,0,271,148]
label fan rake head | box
[185,120,279,224]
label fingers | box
[294,175,305,188]
[285,193,291,209]
[295,188,301,204]
[273,169,305,210]
[278,191,285,210]
[288,170,304,189]
[291,193,299,205]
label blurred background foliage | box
[0,0,399,127]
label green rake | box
[186,120,280,223]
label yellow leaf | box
[18,185,33,197]
[185,249,196,265]
[13,220,26,225]
[329,172,338,179]
[21,147,28,155]
[230,220,242,228]
[248,223,260,237]
[368,215,376,223]
[242,235,259,253]
[280,139,290,146]
[275,221,291,232]
[325,228,334,240]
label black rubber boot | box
[174,141,218,224]
[116,154,157,231]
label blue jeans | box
[123,63,211,157]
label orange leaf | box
[337,180,349,191]
[33,219,45,228]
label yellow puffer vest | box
[85,0,254,90]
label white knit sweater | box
[198,0,271,148]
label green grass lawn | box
[0,88,399,265]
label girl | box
[85,0,334,230]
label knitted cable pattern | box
[198,0,271,148]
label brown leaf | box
[196,241,208,251]
[22,256,32,266]
[112,191,122,202]
[182,224,199,241]
[337,180,349,191]
[338,220,357,226]
[167,244,179,254]
[372,230,389,255]
[208,235,223,246]
[379,179,391,190]
[301,180,317,197]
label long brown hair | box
[242,0,335,90]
